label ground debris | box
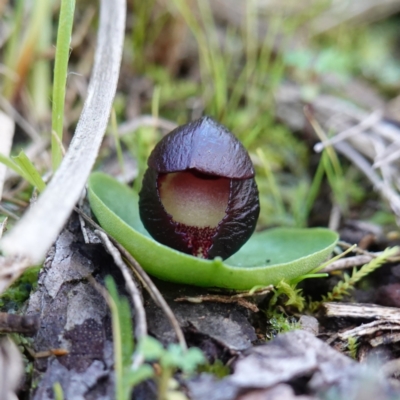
[174,288,274,313]
[145,281,257,355]
[323,302,400,322]
[323,301,400,349]
[236,384,318,400]
[298,315,319,336]
[187,330,400,400]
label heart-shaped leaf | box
[88,172,338,290]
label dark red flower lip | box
[139,116,260,260]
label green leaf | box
[105,276,133,400]
[105,276,134,364]
[118,299,134,366]
[137,335,164,360]
[161,344,205,372]
[275,280,305,311]
[160,344,184,369]
[0,151,46,192]
[12,151,46,192]
[88,172,338,290]
[0,153,24,176]
[105,277,154,399]
[123,364,154,388]
[179,347,206,372]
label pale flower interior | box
[158,170,230,228]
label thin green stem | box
[51,0,76,171]
[157,367,173,400]
[305,151,326,218]
[109,293,124,400]
[53,382,64,400]
[0,153,46,192]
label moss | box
[0,266,40,310]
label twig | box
[338,241,373,254]
[0,0,126,271]
[339,320,400,340]
[175,294,259,313]
[27,348,69,358]
[234,286,274,297]
[373,142,400,168]
[115,242,188,350]
[321,255,374,273]
[0,312,39,334]
[369,331,400,347]
[314,110,382,153]
[78,193,91,244]
[0,218,7,239]
[323,302,400,322]
[324,241,400,273]
[0,195,28,208]
[335,141,400,223]
[174,285,273,313]
[310,1,400,34]
[328,203,341,232]
[95,230,147,342]
[0,204,19,221]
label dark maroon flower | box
[139,116,260,260]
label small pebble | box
[299,315,319,336]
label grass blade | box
[0,154,24,177]
[51,0,76,171]
[0,150,45,193]
[105,276,125,400]
[12,152,46,192]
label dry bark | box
[26,215,117,400]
